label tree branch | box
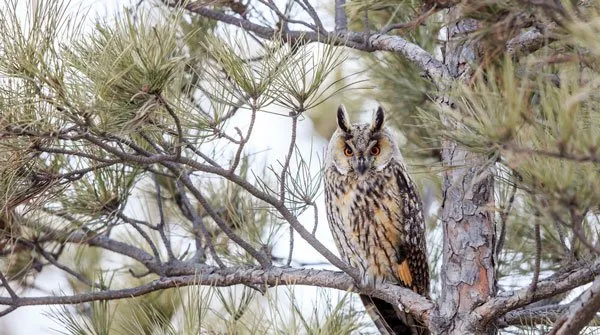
[549,275,600,335]
[506,23,557,57]
[0,265,435,322]
[175,1,451,87]
[496,303,571,327]
[25,221,160,272]
[475,258,600,326]
[334,0,347,32]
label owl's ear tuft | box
[337,105,351,133]
[370,106,385,132]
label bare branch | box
[34,243,102,289]
[549,275,600,335]
[495,177,517,259]
[334,0,347,32]
[26,222,159,271]
[475,258,600,325]
[174,1,451,87]
[300,0,325,33]
[154,175,176,261]
[229,108,257,173]
[528,219,542,293]
[286,224,294,267]
[259,0,318,32]
[0,265,435,324]
[0,271,17,300]
[172,166,272,267]
[118,213,164,262]
[156,93,183,159]
[280,114,298,203]
[506,24,557,57]
[497,303,571,327]
[175,179,225,267]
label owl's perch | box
[0,263,436,320]
[2,259,599,330]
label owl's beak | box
[355,157,368,175]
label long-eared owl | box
[324,105,429,335]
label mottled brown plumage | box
[324,105,429,335]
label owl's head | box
[326,105,401,177]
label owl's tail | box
[360,295,429,335]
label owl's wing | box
[392,164,430,296]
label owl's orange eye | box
[370,145,381,156]
[344,146,353,157]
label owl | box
[324,105,429,335]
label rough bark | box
[436,13,497,335]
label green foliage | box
[50,277,116,335]
[65,11,194,134]
[428,47,600,274]
[48,285,367,335]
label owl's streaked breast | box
[324,160,421,288]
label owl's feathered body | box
[324,106,429,335]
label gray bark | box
[436,12,496,335]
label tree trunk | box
[436,12,497,335]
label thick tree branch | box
[0,265,435,322]
[549,275,600,335]
[174,1,451,87]
[506,24,557,56]
[496,303,571,327]
[475,258,600,326]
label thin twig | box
[310,201,319,235]
[172,167,271,268]
[119,214,164,263]
[286,225,294,267]
[259,0,318,32]
[495,179,517,259]
[380,7,436,34]
[229,107,257,173]
[279,113,298,203]
[175,179,227,268]
[528,218,542,293]
[184,140,222,168]
[300,0,325,32]
[0,271,17,300]
[157,91,183,159]
[34,243,103,289]
[154,175,176,261]
[334,0,347,32]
